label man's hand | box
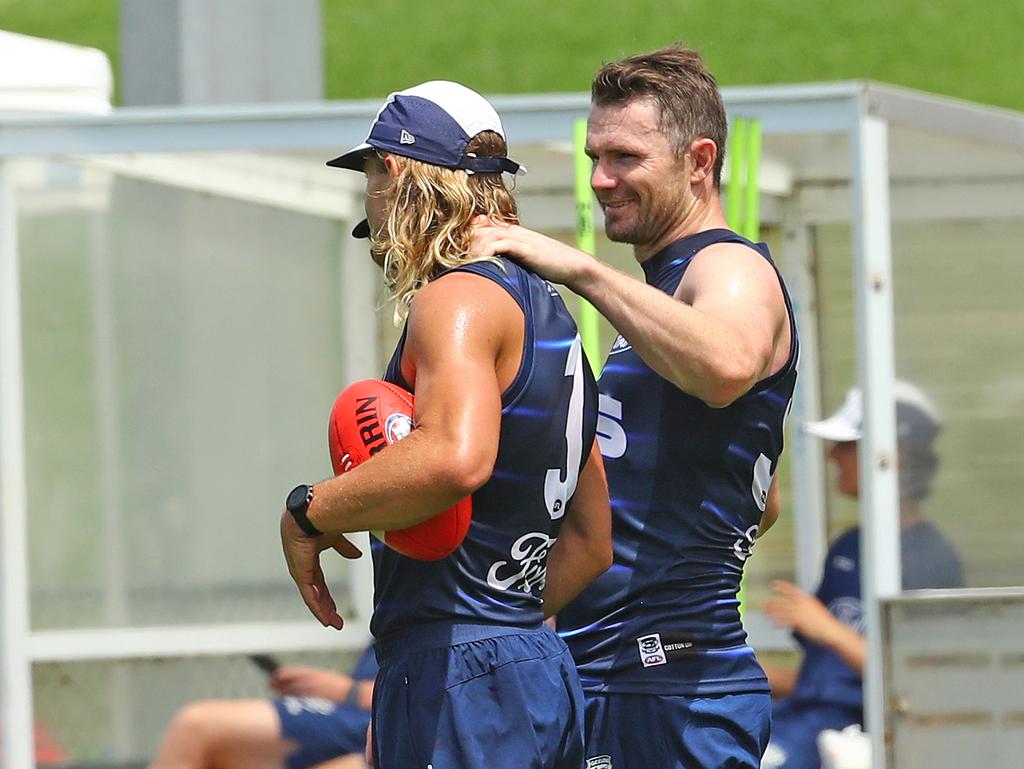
[280,511,362,629]
[764,579,844,646]
[469,217,591,287]
[765,579,868,673]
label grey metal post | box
[120,0,323,106]
[87,211,136,758]
[851,107,901,769]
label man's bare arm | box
[470,224,788,407]
[306,273,511,534]
[764,580,867,673]
[281,274,517,628]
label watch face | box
[287,484,311,512]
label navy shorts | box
[761,698,862,769]
[371,622,585,769]
[581,690,771,769]
[274,696,370,769]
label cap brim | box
[326,142,373,171]
[352,218,370,239]
[803,415,861,442]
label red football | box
[327,379,472,560]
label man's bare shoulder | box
[675,240,782,304]
[403,267,525,390]
[413,267,517,311]
[407,267,522,340]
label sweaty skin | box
[281,271,610,630]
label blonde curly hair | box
[371,131,520,323]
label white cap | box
[804,380,941,446]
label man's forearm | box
[541,532,608,618]
[823,621,867,674]
[307,429,484,534]
[570,259,759,406]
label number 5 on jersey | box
[596,393,626,459]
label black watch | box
[286,483,323,537]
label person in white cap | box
[759,380,963,769]
[280,81,612,769]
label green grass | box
[2,0,1022,111]
[323,0,1024,112]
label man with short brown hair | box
[472,45,798,768]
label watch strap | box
[286,484,323,537]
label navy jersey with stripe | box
[558,229,799,695]
[371,257,598,639]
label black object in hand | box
[249,654,280,675]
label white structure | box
[1,84,1023,768]
[0,30,113,114]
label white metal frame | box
[3,82,1023,769]
[1,158,35,769]
[850,109,902,766]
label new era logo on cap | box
[325,80,525,177]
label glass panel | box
[17,154,359,630]
[813,221,860,534]
[889,124,1024,589]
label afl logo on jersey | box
[636,633,667,667]
[607,335,632,356]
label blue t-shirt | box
[371,257,598,639]
[558,229,799,696]
[789,520,964,709]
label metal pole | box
[779,207,828,591]
[87,209,135,758]
[851,109,901,769]
[0,160,37,769]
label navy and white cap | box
[328,81,525,239]
[804,380,941,448]
[327,80,526,176]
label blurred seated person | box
[148,645,376,769]
[760,381,963,769]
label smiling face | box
[586,98,697,260]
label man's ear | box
[689,138,717,185]
[384,154,402,178]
